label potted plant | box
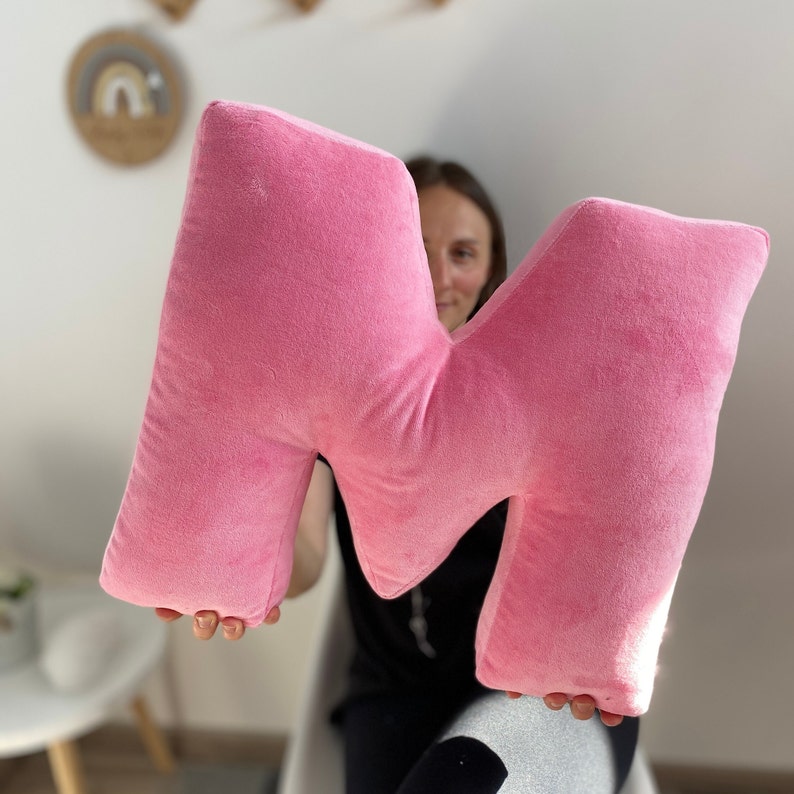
[0,566,39,671]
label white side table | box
[0,583,175,794]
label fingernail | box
[195,615,214,629]
[222,621,238,636]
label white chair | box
[0,582,175,794]
[278,549,659,794]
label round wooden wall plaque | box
[67,30,183,166]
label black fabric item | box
[607,711,640,789]
[320,456,508,706]
[340,689,485,794]
[397,736,508,794]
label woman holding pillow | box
[157,158,640,793]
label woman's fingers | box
[543,693,568,711]
[598,710,625,727]
[220,607,281,637]
[570,696,625,726]
[155,608,183,622]
[193,613,245,640]
[157,607,281,640]
[221,617,246,640]
[542,693,624,726]
[193,610,220,639]
[570,694,597,720]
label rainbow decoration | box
[67,30,182,165]
[72,41,173,119]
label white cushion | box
[39,607,121,693]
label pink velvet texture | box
[101,100,768,716]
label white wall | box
[2,0,792,770]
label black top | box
[319,458,508,703]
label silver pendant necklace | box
[408,585,437,658]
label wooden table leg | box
[46,740,87,794]
[131,694,177,773]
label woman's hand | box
[154,607,281,640]
[506,691,624,727]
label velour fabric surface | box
[100,100,768,715]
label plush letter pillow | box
[100,101,768,715]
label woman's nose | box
[429,254,452,291]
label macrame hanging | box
[151,0,197,21]
[292,0,322,11]
[151,0,449,17]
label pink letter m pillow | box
[101,101,768,716]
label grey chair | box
[278,550,659,794]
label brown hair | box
[405,156,507,316]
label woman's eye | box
[453,248,475,261]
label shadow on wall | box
[2,434,129,576]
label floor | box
[4,754,783,794]
[0,749,695,794]
[0,755,278,794]
[0,735,280,794]
[2,738,790,794]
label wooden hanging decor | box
[152,0,197,21]
[66,29,183,166]
[291,0,322,12]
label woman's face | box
[418,184,493,333]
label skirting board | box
[0,757,20,788]
[83,723,288,767]
[0,725,284,774]
[653,762,794,793]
